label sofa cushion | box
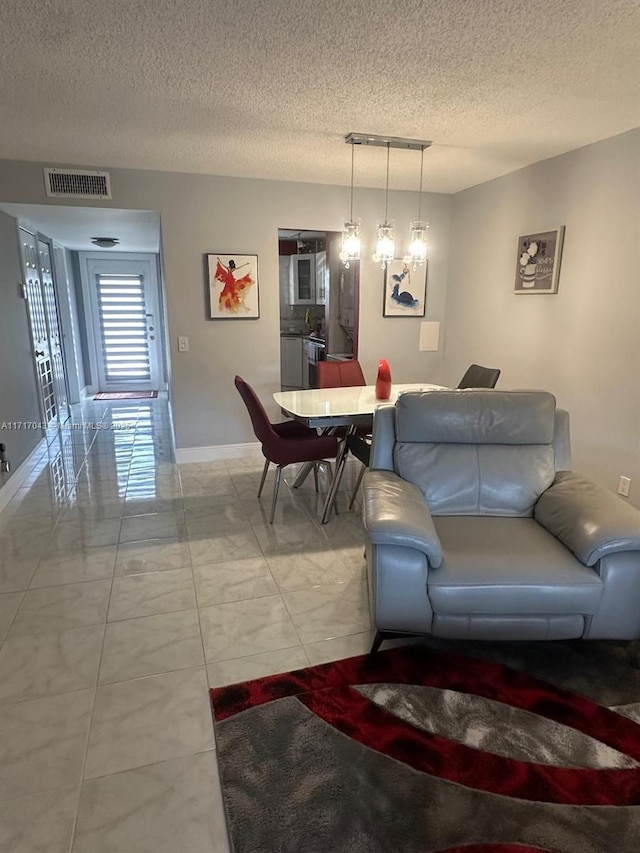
[392,390,557,516]
[428,517,603,615]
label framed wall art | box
[514,227,565,294]
[383,259,427,317]
[207,253,260,319]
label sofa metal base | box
[370,631,423,654]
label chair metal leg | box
[257,459,270,498]
[270,465,283,523]
[291,461,314,488]
[320,431,352,524]
[348,463,366,510]
[313,462,319,493]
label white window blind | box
[96,274,151,381]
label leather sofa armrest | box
[362,470,443,567]
[535,471,640,567]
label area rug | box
[93,390,158,400]
[210,641,640,853]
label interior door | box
[38,238,70,424]
[19,229,60,443]
[86,257,162,392]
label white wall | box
[444,129,640,505]
[0,162,452,451]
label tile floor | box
[0,397,373,852]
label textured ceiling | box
[0,0,638,193]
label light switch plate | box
[178,336,189,352]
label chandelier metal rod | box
[349,142,355,222]
[384,142,390,222]
[417,147,424,222]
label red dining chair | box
[235,376,339,523]
[317,360,371,519]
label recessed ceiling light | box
[91,237,119,248]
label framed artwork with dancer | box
[383,259,427,317]
[207,253,260,319]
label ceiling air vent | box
[44,168,112,199]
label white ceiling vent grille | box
[44,168,112,199]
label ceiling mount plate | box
[345,133,432,151]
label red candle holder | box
[375,358,392,400]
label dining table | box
[273,383,447,523]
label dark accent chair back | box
[234,375,275,448]
[318,359,366,389]
[457,364,501,389]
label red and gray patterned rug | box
[210,640,640,852]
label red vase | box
[375,358,392,400]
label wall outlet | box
[617,476,631,498]
[178,336,189,352]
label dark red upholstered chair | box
[316,360,370,518]
[235,376,339,523]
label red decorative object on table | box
[375,358,392,400]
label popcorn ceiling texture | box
[0,0,638,193]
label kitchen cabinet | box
[289,252,327,305]
[280,335,303,388]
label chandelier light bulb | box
[407,221,429,267]
[374,222,395,269]
[339,220,361,269]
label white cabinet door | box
[280,337,303,388]
[289,255,316,304]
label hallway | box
[0,396,371,852]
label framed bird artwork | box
[383,259,427,317]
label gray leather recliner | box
[363,390,640,652]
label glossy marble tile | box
[99,609,203,684]
[206,645,310,688]
[0,625,104,704]
[0,554,40,594]
[199,594,300,662]
[119,511,186,544]
[48,518,122,550]
[266,548,364,592]
[73,752,229,853]
[193,557,278,607]
[84,668,214,778]
[115,537,191,575]
[123,496,184,516]
[282,579,371,644]
[0,784,80,853]
[304,630,376,665]
[108,568,196,621]
[29,546,117,588]
[180,470,235,498]
[188,529,262,567]
[249,518,327,556]
[0,592,23,642]
[8,580,112,639]
[0,688,94,801]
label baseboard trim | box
[175,442,262,464]
[0,437,48,515]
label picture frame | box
[206,253,260,319]
[383,259,427,317]
[514,227,565,294]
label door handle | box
[35,350,45,357]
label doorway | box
[80,254,163,393]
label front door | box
[85,257,162,392]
